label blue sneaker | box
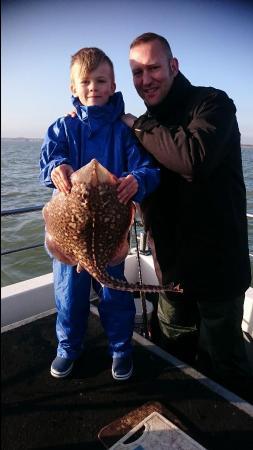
[50,356,74,378]
[112,356,133,381]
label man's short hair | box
[130,32,173,58]
[70,47,114,82]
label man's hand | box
[51,164,74,194]
[65,110,77,118]
[117,174,138,204]
[121,113,137,128]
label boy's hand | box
[51,164,74,194]
[121,113,137,128]
[117,174,138,204]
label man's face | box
[129,39,178,106]
[71,62,116,107]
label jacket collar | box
[72,91,125,132]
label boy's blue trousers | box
[53,260,136,360]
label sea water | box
[1,138,253,287]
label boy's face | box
[71,62,116,107]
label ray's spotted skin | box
[43,159,182,293]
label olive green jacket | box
[133,72,251,300]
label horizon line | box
[2,137,253,147]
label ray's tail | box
[90,268,183,293]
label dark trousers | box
[157,292,252,379]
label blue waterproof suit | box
[40,92,160,360]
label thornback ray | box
[42,159,183,293]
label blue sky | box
[2,0,253,143]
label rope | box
[133,219,150,339]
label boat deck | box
[2,310,253,450]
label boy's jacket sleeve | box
[120,127,160,203]
[39,118,71,188]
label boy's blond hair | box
[70,47,115,82]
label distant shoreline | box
[1,137,43,141]
[1,137,253,148]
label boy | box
[39,47,160,380]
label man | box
[122,32,252,386]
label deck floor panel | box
[2,313,253,450]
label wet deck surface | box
[2,312,253,450]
